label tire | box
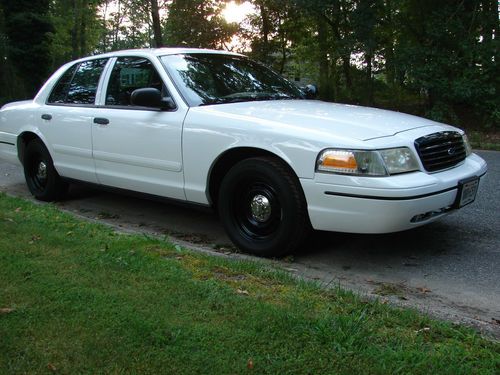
[23,139,68,201]
[218,156,309,257]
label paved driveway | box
[1,151,499,337]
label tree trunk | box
[341,55,352,97]
[79,2,86,57]
[365,50,373,105]
[278,17,286,74]
[384,0,396,86]
[150,0,163,47]
[257,1,270,63]
[101,0,109,51]
[113,0,121,49]
[317,17,332,101]
[71,0,79,59]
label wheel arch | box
[207,146,302,206]
[17,131,44,165]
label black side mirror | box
[301,84,318,99]
[130,88,176,110]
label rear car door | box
[41,58,109,183]
[91,56,186,200]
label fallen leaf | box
[0,307,15,314]
[416,287,431,293]
[47,363,57,372]
[247,359,254,370]
[415,327,431,333]
[237,289,249,296]
[15,207,21,212]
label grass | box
[0,193,499,374]
[467,130,500,151]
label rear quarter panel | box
[0,100,42,165]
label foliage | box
[164,0,238,48]
[98,0,156,51]
[1,0,53,99]
[394,0,499,127]
[1,193,499,373]
[49,0,105,68]
[0,0,498,129]
[254,0,499,127]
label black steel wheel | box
[23,139,68,201]
[218,156,309,257]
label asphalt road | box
[1,151,499,336]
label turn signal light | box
[317,150,359,173]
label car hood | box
[197,100,447,141]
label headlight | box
[462,134,472,156]
[379,148,419,174]
[316,148,419,176]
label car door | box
[91,56,186,200]
[39,58,109,183]
[41,58,109,183]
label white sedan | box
[0,48,487,256]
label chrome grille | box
[414,131,466,172]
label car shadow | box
[292,220,465,274]
[59,183,471,269]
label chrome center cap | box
[250,194,271,222]
[37,161,47,179]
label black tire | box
[23,139,68,201]
[218,157,309,257]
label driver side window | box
[105,57,168,107]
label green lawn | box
[0,193,498,374]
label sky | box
[222,1,256,24]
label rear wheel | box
[218,157,309,257]
[23,139,68,201]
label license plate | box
[456,177,479,208]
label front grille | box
[414,131,466,172]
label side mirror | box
[301,84,318,99]
[130,88,176,110]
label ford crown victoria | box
[0,48,487,256]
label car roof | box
[73,48,244,63]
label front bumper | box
[301,153,487,233]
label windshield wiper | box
[199,93,301,106]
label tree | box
[164,0,238,49]
[49,0,106,68]
[395,0,499,125]
[2,0,54,97]
[150,0,164,47]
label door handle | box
[41,114,52,120]
[94,117,109,125]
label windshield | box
[161,53,305,106]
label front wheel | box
[218,157,309,257]
[23,139,68,201]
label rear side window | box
[48,58,108,105]
[47,64,78,104]
[105,57,166,106]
